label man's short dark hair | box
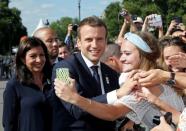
[77,16,108,39]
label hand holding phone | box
[148,14,162,27]
[119,9,128,17]
[56,68,70,85]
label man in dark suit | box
[51,16,120,131]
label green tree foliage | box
[123,0,186,28]
[50,17,79,42]
[103,2,122,41]
[0,2,27,55]
[103,0,186,40]
[0,0,9,7]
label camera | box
[119,9,128,17]
[148,14,162,27]
[72,24,78,32]
[153,112,172,125]
[131,15,137,21]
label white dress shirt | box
[81,52,117,104]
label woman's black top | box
[3,76,52,131]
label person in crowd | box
[165,19,186,42]
[2,56,13,79]
[58,44,71,59]
[51,16,120,131]
[172,29,186,43]
[33,27,62,65]
[157,36,186,104]
[122,69,186,130]
[159,36,186,72]
[133,16,143,31]
[64,24,73,49]
[64,24,78,51]
[166,20,182,36]
[136,87,186,131]
[165,20,177,36]
[54,31,184,130]
[142,14,164,38]
[137,69,186,130]
[134,37,186,91]
[100,43,122,73]
[136,87,181,125]
[3,37,52,131]
[116,10,139,46]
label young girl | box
[54,32,184,129]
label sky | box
[9,0,121,35]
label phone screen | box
[56,68,70,85]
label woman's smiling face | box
[120,39,140,72]
[24,46,46,74]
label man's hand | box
[54,78,78,104]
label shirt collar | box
[81,52,101,68]
[54,57,59,64]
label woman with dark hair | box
[3,37,52,131]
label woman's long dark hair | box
[16,36,51,84]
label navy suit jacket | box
[50,52,120,131]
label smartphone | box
[72,24,78,32]
[172,16,182,24]
[119,9,128,17]
[56,68,70,85]
[149,14,162,27]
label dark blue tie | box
[91,66,102,94]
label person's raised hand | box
[67,24,73,35]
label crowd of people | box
[0,55,14,79]
[2,11,186,131]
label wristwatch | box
[166,72,176,86]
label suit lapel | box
[74,53,99,96]
[75,53,91,75]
